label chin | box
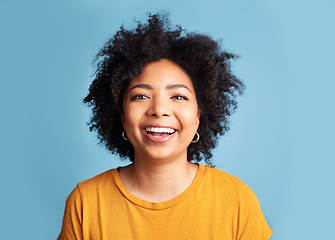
[137,149,185,163]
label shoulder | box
[79,169,115,185]
[203,165,245,188]
[202,165,260,202]
[70,168,117,198]
[203,165,272,239]
[204,165,240,180]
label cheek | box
[123,105,142,128]
[178,106,200,126]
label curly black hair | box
[83,12,244,166]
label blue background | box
[1,0,334,239]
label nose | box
[146,97,171,118]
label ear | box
[196,109,201,129]
[119,108,125,128]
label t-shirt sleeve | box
[237,181,273,240]
[57,185,83,240]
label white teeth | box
[145,127,176,134]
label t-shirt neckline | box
[111,164,206,210]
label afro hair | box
[84,12,245,166]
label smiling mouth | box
[145,127,176,137]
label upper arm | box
[57,185,83,240]
[237,182,272,240]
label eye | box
[131,94,149,100]
[171,94,189,100]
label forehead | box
[127,59,195,91]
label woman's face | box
[121,59,200,162]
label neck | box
[119,156,198,202]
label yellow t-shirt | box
[58,164,272,240]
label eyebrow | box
[166,84,192,93]
[129,84,153,92]
[129,84,192,93]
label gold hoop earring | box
[191,132,200,143]
[122,130,128,141]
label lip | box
[143,123,176,129]
[141,124,177,143]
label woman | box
[58,13,272,239]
